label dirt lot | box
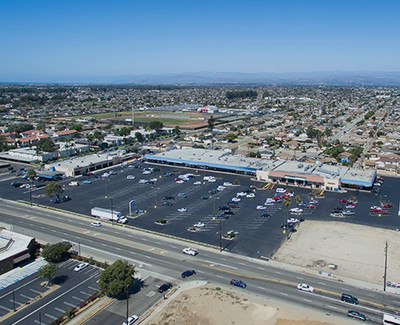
[145,284,356,325]
[145,221,400,324]
[274,220,400,285]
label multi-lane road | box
[1,199,399,324]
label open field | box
[274,220,400,286]
[146,284,356,325]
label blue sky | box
[1,0,399,81]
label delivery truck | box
[90,207,128,224]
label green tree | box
[41,241,72,263]
[116,127,131,136]
[45,181,64,199]
[135,132,144,143]
[70,124,83,132]
[38,263,58,286]
[225,133,237,142]
[148,121,163,131]
[99,260,136,297]
[37,138,57,152]
[282,197,292,230]
[93,130,104,141]
[295,195,301,206]
[208,116,215,131]
[173,126,181,135]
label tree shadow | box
[53,275,69,285]
[116,278,146,300]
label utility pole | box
[219,219,222,252]
[383,241,388,291]
[126,287,129,324]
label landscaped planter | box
[155,219,167,225]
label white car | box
[150,178,158,182]
[193,222,205,228]
[223,182,232,187]
[193,181,202,185]
[91,221,102,227]
[122,314,139,325]
[236,192,247,197]
[138,179,147,184]
[177,207,187,212]
[74,262,89,272]
[217,186,226,191]
[297,283,314,292]
[176,180,184,184]
[208,178,216,183]
[231,197,241,202]
[142,170,151,175]
[276,188,286,193]
[246,193,255,198]
[182,247,198,256]
[290,207,303,213]
[256,205,267,210]
[101,173,110,178]
[126,175,135,180]
[287,218,299,223]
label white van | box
[276,188,286,193]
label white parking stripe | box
[45,313,57,320]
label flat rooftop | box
[0,229,34,261]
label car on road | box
[290,207,303,213]
[74,262,89,272]
[193,222,205,228]
[256,205,267,210]
[297,283,314,292]
[181,270,196,278]
[91,221,102,227]
[122,314,139,325]
[346,310,366,321]
[157,283,172,293]
[217,214,229,219]
[177,207,187,212]
[182,247,198,256]
[341,293,359,304]
[230,279,247,288]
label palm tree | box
[282,197,292,236]
[295,195,301,206]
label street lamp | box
[110,198,114,224]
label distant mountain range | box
[2,71,400,86]
[109,71,400,86]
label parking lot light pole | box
[219,219,222,252]
[12,290,15,311]
[110,198,114,225]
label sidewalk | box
[0,257,47,291]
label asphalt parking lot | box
[1,162,400,258]
[2,260,100,325]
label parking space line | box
[9,299,24,306]
[45,313,58,320]
[54,307,65,313]
[80,291,92,296]
[63,301,76,308]
[0,305,12,312]
[19,293,34,300]
[72,296,84,302]
[88,286,98,291]
[29,288,44,295]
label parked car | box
[297,283,314,292]
[181,270,196,278]
[346,310,366,321]
[74,262,89,272]
[231,197,241,202]
[230,279,247,288]
[290,207,303,213]
[193,222,205,228]
[287,218,299,223]
[256,205,267,210]
[276,188,286,193]
[370,206,382,212]
[383,203,393,208]
[342,210,355,216]
[162,201,173,206]
[122,315,139,325]
[345,204,355,209]
[338,199,348,203]
[306,204,317,209]
[261,213,271,218]
[157,283,173,293]
[177,207,187,212]
[126,175,135,180]
[217,214,229,219]
[298,201,307,207]
[83,180,92,184]
[182,247,198,256]
[163,196,175,200]
[201,196,209,200]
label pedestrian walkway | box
[0,257,47,291]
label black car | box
[163,196,175,200]
[10,181,23,188]
[200,196,209,200]
[162,201,173,206]
[217,214,229,219]
[157,283,173,293]
[50,195,71,203]
[224,210,234,215]
[181,270,196,278]
[261,213,271,218]
[341,293,359,304]
[347,310,366,321]
[219,206,230,211]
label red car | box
[273,196,280,201]
[338,199,348,203]
[306,204,317,209]
[347,201,357,206]
[370,206,382,212]
[380,210,389,215]
[280,194,289,199]
[383,203,393,209]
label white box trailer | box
[90,207,127,223]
